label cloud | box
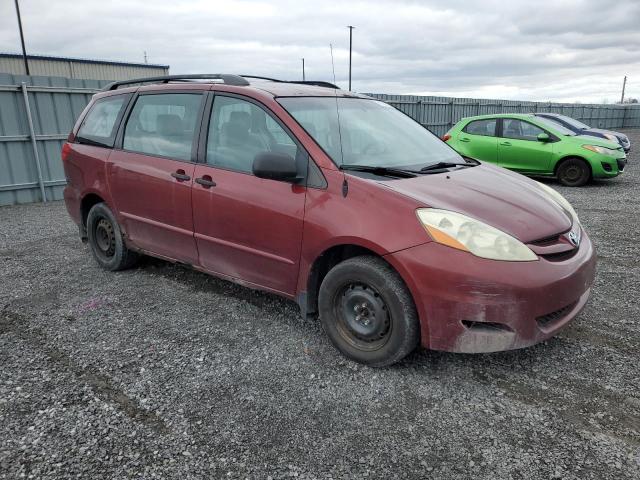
[1,0,638,102]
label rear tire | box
[556,157,591,187]
[86,203,139,271]
[318,255,420,367]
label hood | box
[585,128,628,141]
[382,163,572,243]
[569,133,622,149]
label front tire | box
[318,256,420,367]
[86,202,139,271]
[556,157,591,187]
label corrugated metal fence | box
[367,93,640,138]
[0,73,108,206]
[1,73,639,206]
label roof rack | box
[241,75,340,90]
[102,74,250,91]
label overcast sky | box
[1,0,638,102]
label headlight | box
[582,144,618,156]
[603,133,618,142]
[536,181,580,225]
[416,208,537,262]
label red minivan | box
[62,74,596,366]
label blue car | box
[535,113,631,153]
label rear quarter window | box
[77,95,128,147]
[463,119,497,137]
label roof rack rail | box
[102,74,250,91]
[241,75,340,90]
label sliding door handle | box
[171,171,191,181]
[195,176,216,188]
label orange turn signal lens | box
[422,224,469,252]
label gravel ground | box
[1,130,639,479]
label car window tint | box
[502,119,545,141]
[123,93,202,161]
[464,119,496,137]
[77,95,126,147]
[207,96,298,173]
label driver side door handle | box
[500,141,512,146]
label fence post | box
[20,82,47,203]
[621,105,628,129]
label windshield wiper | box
[339,164,418,178]
[419,161,474,172]
[75,136,109,148]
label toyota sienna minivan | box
[62,74,596,366]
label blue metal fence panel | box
[367,93,637,138]
[0,73,108,206]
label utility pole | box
[347,25,355,91]
[144,51,148,64]
[621,75,627,104]
[14,0,30,75]
[302,58,305,81]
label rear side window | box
[77,95,127,147]
[206,96,299,174]
[502,119,545,141]
[463,119,496,137]
[123,93,203,161]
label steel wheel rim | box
[333,282,392,351]
[564,165,582,182]
[94,217,116,259]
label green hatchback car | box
[444,114,627,186]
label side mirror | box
[537,133,551,142]
[253,151,300,182]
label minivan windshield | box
[277,97,464,169]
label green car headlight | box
[416,208,537,262]
[536,181,580,225]
[582,144,618,157]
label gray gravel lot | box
[1,130,639,479]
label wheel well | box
[79,193,104,240]
[304,244,383,318]
[554,155,592,177]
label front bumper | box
[386,231,596,353]
[594,155,627,177]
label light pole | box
[302,58,305,81]
[347,25,355,91]
[14,0,30,75]
[621,75,627,104]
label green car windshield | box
[277,97,463,169]
[534,117,577,136]
[554,114,590,130]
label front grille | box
[529,234,560,246]
[536,302,577,328]
[528,231,579,261]
[540,249,578,262]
